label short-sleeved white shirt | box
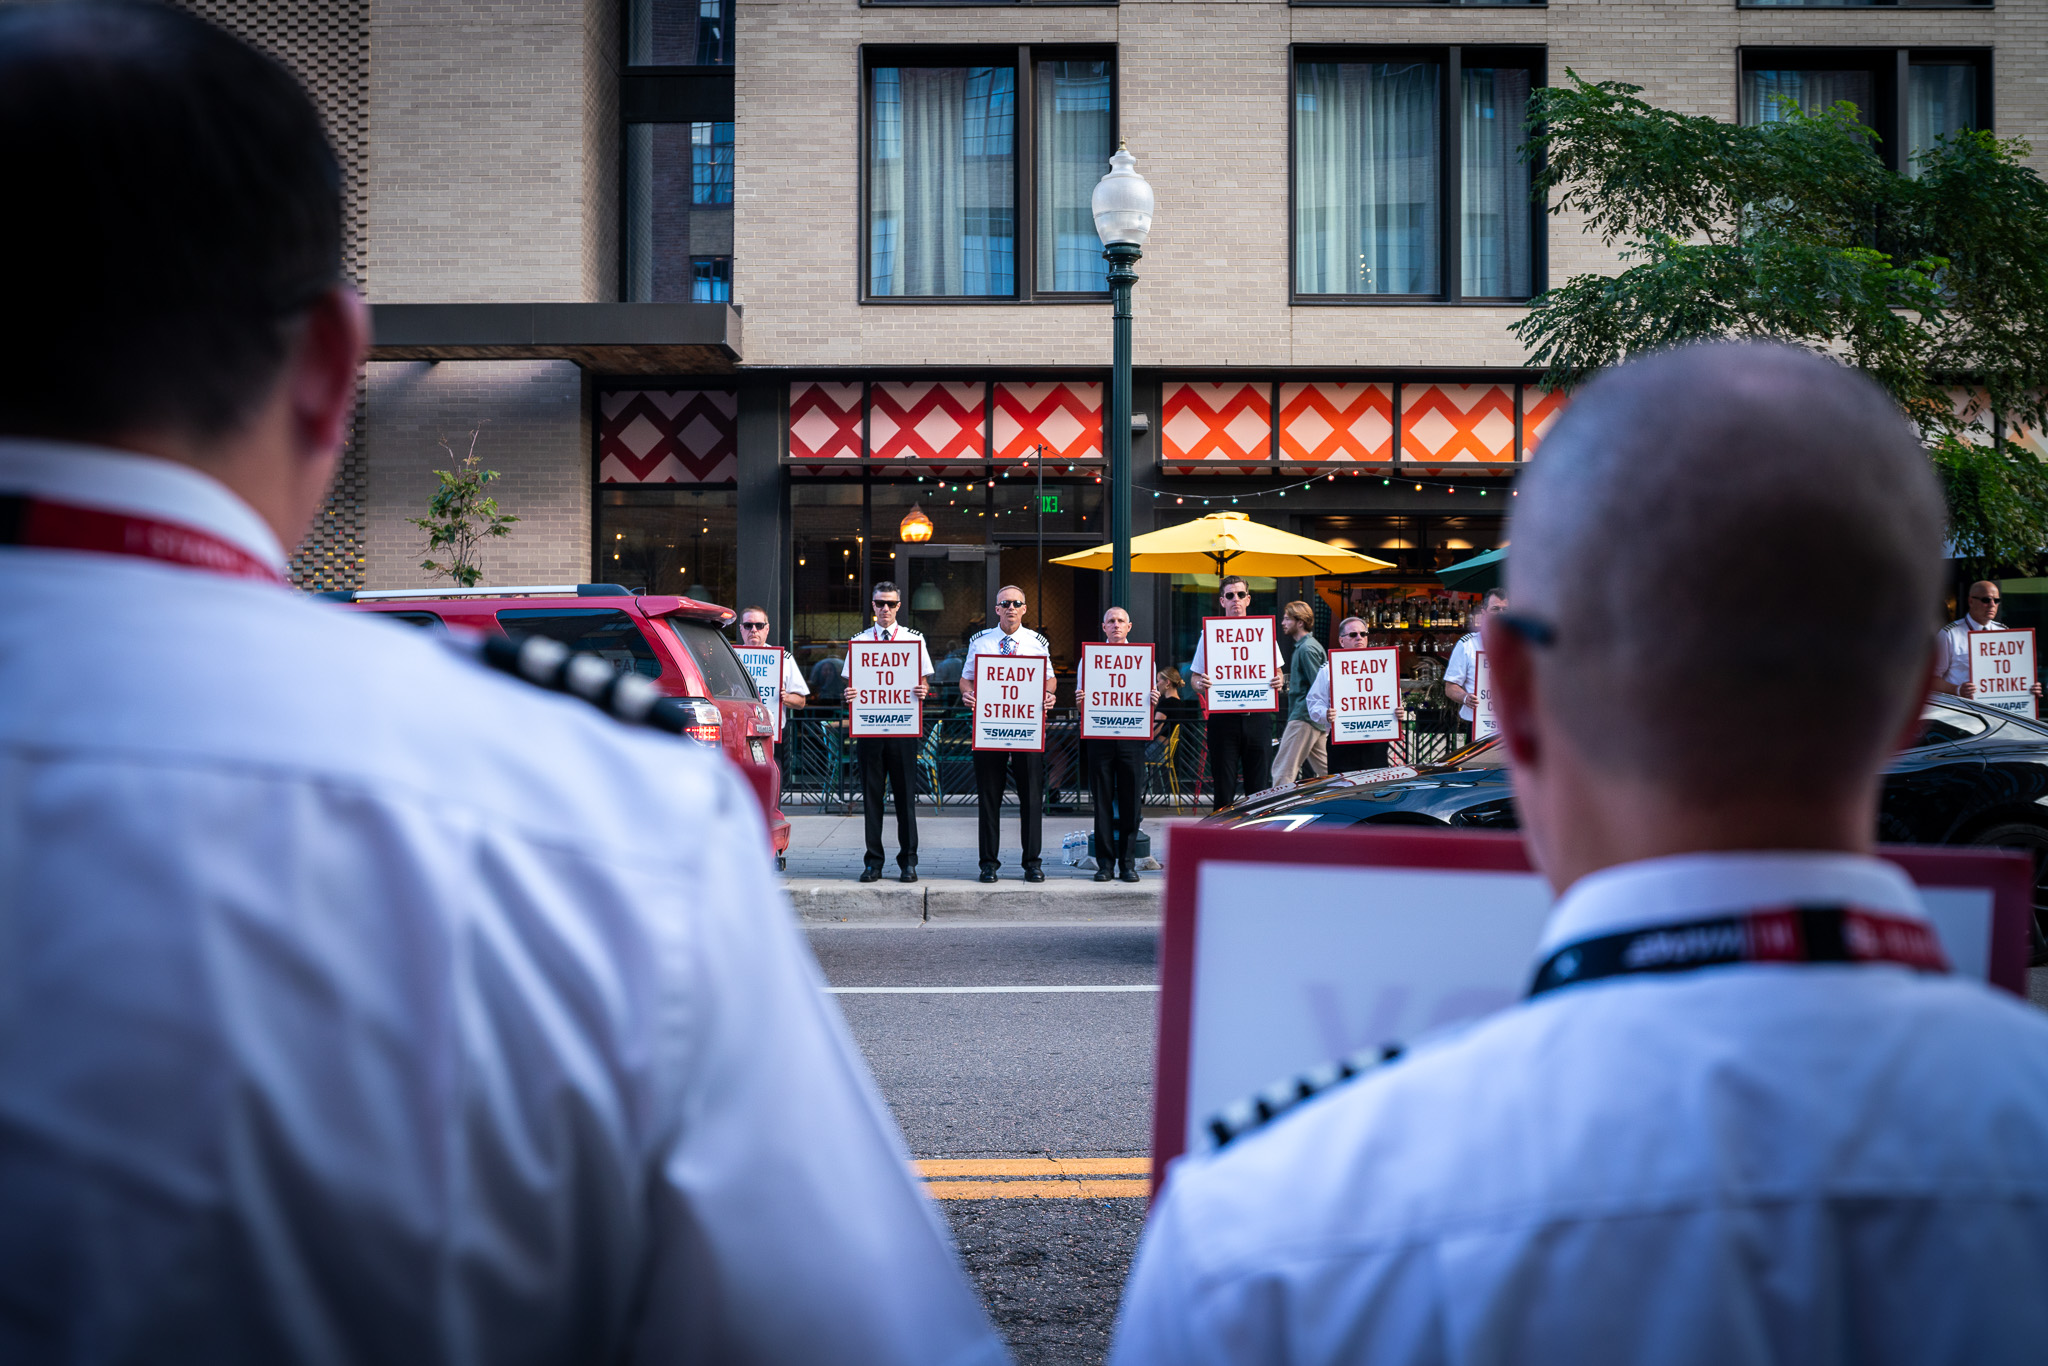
[1940,615,2003,688]
[781,652,811,695]
[1443,630,1481,722]
[966,624,1051,663]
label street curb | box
[784,877,1162,923]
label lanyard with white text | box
[0,493,283,585]
[1528,904,1950,998]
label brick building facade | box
[92,0,2048,675]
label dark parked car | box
[1209,697,2048,961]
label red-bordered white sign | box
[1080,642,1156,740]
[1201,615,1278,715]
[1970,627,2037,720]
[1326,646,1402,745]
[971,653,1047,752]
[1471,650,1497,740]
[1150,825,2032,1194]
[735,645,787,742]
[847,639,923,738]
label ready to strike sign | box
[1327,647,1402,745]
[1971,628,2038,720]
[1203,615,1278,714]
[973,654,1047,751]
[1081,643,1155,740]
[848,640,922,738]
[734,645,785,741]
[1472,652,1498,740]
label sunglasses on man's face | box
[740,621,769,630]
[873,599,900,609]
[1972,595,2001,604]
[997,600,1026,609]
[1221,590,1249,601]
[1340,630,1368,640]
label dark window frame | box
[1736,0,1987,11]
[622,0,733,70]
[859,43,1119,305]
[1288,44,1548,307]
[1737,46,1993,174]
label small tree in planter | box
[410,428,519,587]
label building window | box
[595,488,738,606]
[628,0,730,67]
[1739,49,1990,173]
[1742,0,1984,9]
[1292,47,1542,303]
[625,121,735,302]
[865,47,1117,302]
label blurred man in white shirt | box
[1934,580,2042,703]
[0,8,1002,1363]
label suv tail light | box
[652,696,724,745]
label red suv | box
[329,583,789,861]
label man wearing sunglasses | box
[847,583,934,883]
[1087,606,1163,883]
[1304,616,1391,773]
[1934,581,2042,703]
[1189,575,1283,809]
[961,587,1057,883]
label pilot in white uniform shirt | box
[1939,612,2005,690]
[1443,629,1480,723]
[0,440,1004,1365]
[966,621,1050,666]
[1112,850,2048,1366]
[1188,631,1282,696]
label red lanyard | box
[0,494,284,585]
[1528,904,1949,998]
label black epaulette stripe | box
[1204,1043,1405,1151]
[469,634,689,735]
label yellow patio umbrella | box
[1049,510,1394,578]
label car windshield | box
[1430,736,1506,771]
[669,619,757,700]
[495,608,663,680]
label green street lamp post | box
[1091,143,1154,618]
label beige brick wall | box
[363,361,592,588]
[369,0,620,303]
[737,0,2044,372]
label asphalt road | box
[809,922,1159,1366]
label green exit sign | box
[1037,490,1064,514]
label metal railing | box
[776,700,1473,814]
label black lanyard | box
[1528,904,1950,999]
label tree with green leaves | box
[1513,73,2048,577]
[409,429,519,588]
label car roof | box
[325,584,736,627]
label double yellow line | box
[915,1156,1150,1200]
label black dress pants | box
[1087,738,1146,862]
[1206,711,1274,810]
[858,735,919,869]
[973,749,1044,871]
[1329,739,1391,774]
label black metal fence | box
[777,701,1474,814]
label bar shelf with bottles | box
[1342,589,1479,684]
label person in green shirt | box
[1272,600,1328,787]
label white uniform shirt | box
[851,621,937,682]
[966,623,1050,663]
[1444,630,1480,722]
[1939,614,2004,688]
[781,651,811,696]
[1303,664,1333,728]
[1114,850,2048,1366]
[0,441,1003,1366]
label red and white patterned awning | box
[1521,386,1568,459]
[1400,383,1518,465]
[788,381,864,462]
[1162,381,1273,467]
[1279,382,1394,463]
[599,389,738,484]
[994,382,1103,461]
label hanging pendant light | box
[898,505,934,543]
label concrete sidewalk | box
[781,812,1191,922]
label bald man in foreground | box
[1112,345,2048,1365]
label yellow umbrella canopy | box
[1049,510,1394,578]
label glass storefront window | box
[990,478,1102,534]
[596,487,738,606]
[791,483,864,692]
